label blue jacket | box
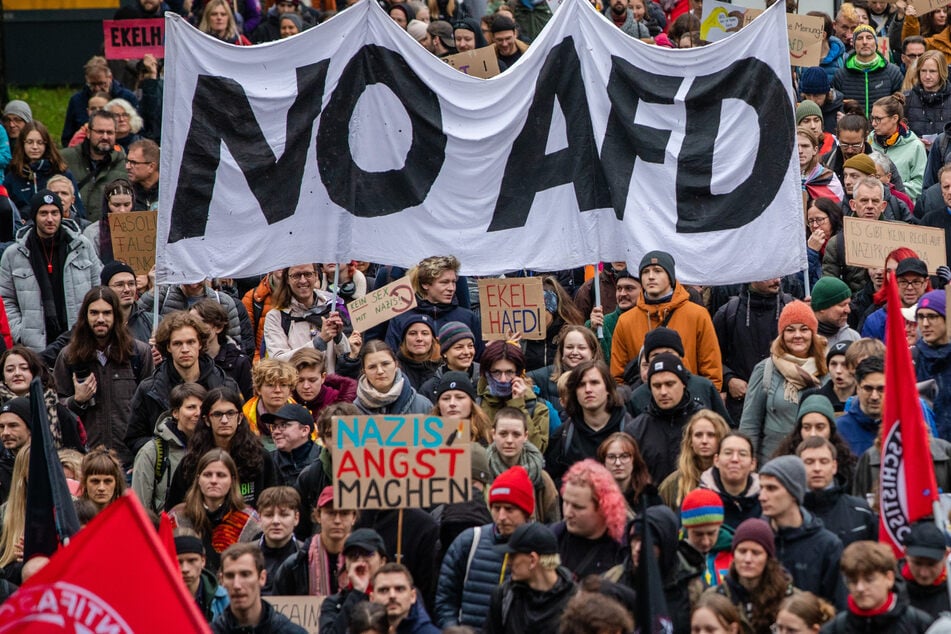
[836,397,880,456]
[397,601,441,634]
[860,306,887,340]
[62,80,139,146]
[916,340,951,441]
[435,522,510,629]
[773,509,847,609]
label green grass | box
[8,86,77,148]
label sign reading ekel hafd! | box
[478,277,546,341]
[333,415,470,510]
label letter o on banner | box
[317,44,447,216]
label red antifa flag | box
[0,492,211,633]
[879,273,939,557]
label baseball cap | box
[497,522,557,555]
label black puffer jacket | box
[905,82,951,138]
[820,593,933,633]
[624,393,704,484]
[484,566,577,634]
[803,478,877,547]
[774,509,847,608]
[546,405,633,487]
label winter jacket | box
[397,352,439,392]
[853,436,951,499]
[130,414,188,513]
[903,14,951,57]
[919,208,951,270]
[3,161,82,217]
[627,371,732,424]
[624,394,704,485]
[138,285,254,357]
[739,356,825,464]
[820,37,846,84]
[196,567,230,622]
[385,297,482,358]
[270,440,320,487]
[0,448,12,505]
[0,224,102,351]
[62,80,139,147]
[488,442,561,523]
[241,275,275,362]
[870,127,927,200]
[353,374,432,416]
[586,305,628,365]
[611,283,723,389]
[546,405,633,486]
[832,52,905,117]
[902,562,951,619]
[836,397,881,457]
[166,444,279,511]
[262,292,351,365]
[822,233,872,295]
[294,374,357,422]
[60,143,128,224]
[820,592,933,633]
[419,362,479,403]
[293,452,332,540]
[905,82,951,139]
[803,478,877,548]
[211,598,306,633]
[320,587,369,634]
[550,520,626,579]
[484,566,577,634]
[53,338,153,465]
[435,522,510,628]
[125,355,240,455]
[213,340,253,400]
[915,339,951,441]
[699,467,762,530]
[477,377,550,453]
[602,6,650,38]
[823,323,861,349]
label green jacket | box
[61,141,128,222]
[586,306,625,365]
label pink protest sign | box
[103,19,165,60]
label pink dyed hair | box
[561,459,628,543]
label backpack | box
[152,435,170,506]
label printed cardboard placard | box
[443,47,501,78]
[333,415,470,510]
[843,216,947,272]
[478,277,546,340]
[701,0,753,41]
[103,19,165,59]
[742,9,822,66]
[911,0,949,17]
[347,276,417,333]
[109,211,157,276]
[266,596,322,634]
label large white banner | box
[157,0,806,285]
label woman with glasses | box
[861,251,931,340]
[658,410,731,509]
[868,93,926,199]
[165,387,279,510]
[105,98,142,154]
[3,121,82,217]
[805,198,843,289]
[597,431,660,517]
[352,340,432,415]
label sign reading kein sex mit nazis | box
[333,415,471,510]
[347,276,417,332]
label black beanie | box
[639,250,676,284]
[643,327,685,359]
[100,261,136,286]
[0,397,32,430]
[29,189,63,222]
[646,352,689,385]
[174,535,205,556]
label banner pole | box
[803,268,811,300]
[593,263,604,340]
[152,283,160,336]
[396,509,404,564]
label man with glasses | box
[125,139,159,210]
[914,291,951,441]
[861,256,931,340]
[836,356,885,455]
[62,56,138,148]
[900,35,927,74]
[262,404,318,486]
[62,110,129,222]
[833,24,903,117]
[125,311,239,455]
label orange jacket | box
[610,284,723,389]
[242,277,275,362]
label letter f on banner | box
[879,274,939,558]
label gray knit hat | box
[759,455,807,506]
[2,100,32,124]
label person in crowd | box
[212,543,307,633]
[347,602,388,634]
[712,518,795,633]
[132,383,206,513]
[0,443,29,584]
[739,301,827,464]
[920,165,951,263]
[836,357,885,456]
[94,263,147,349]
[252,0,317,43]
[289,347,355,424]
[913,290,951,441]
[904,50,951,140]
[61,56,138,148]
[807,342,855,413]
[419,321,478,401]
[799,125,844,204]
[53,286,153,465]
[352,340,432,415]
[46,174,85,229]
[820,113,870,182]
[868,93,926,199]
[774,592,835,634]
[435,465,534,629]
[389,3,415,29]
[484,522,576,634]
[800,65,844,132]
[690,592,749,634]
[758,455,846,607]
[60,110,127,223]
[833,24,904,117]
[430,371,493,445]
[166,387,279,510]
[2,100,31,150]
[546,360,630,485]
[522,278,586,374]
[262,263,350,365]
[611,250,722,389]
[701,431,762,530]
[773,394,857,484]
[838,152,913,223]
[558,591,633,634]
[105,98,142,154]
[427,20,457,57]
[174,531,229,623]
[452,17,489,51]
[679,488,734,588]
[125,311,239,455]
[574,262,628,322]
[124,138,159,210]
[318,262,366,305]
[528,324,601,419]
[869,151,915,215]
[799,100,837,156]
[394,315,439,391]
[190,298,253,400]
[602,0,650,37]
[658,409,730,509]
[3,121,80,217]
[0,397,31,504]
[255,486,301,595]
[597,431,660,516]
[368,563,439,633]
[901,520,951,618]
[273,485,357,596]
[714,278,795,422]
[858,250,927,340]
[79,446,126,513]
[902,1,951,59]
[83,176,132,263]
[810,277,860,348]
[262,403,319,487]
[824,540,934,633]
[551,459,627,578]
[486,405,559,521]
[804,199,842,294]
[0,190,101,351]
[588,269,640,365]
[241,359,296,443]
[242,270,280,363]
[0,347,85,450]
[169,448,262,573]
[319,528,390,634]
[200,0,252,45]
[476,340,550,452]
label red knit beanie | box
[488,465,535,517]
[778,300,818,335]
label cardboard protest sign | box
[443,47,501,78]
[333,415,471,510]
[701,0,752,41]
[911,0,949,17]
[109,211,157,276]
[266,597,322,634]
[347,276,417,333]
[741,9,822,66]
[843,216,947,272]
[103,19,165,60]
[478,277,546,341]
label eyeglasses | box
[870,115,895,124]
[860,385,885,395]
[125,158,153,167]
[897,278,927,289]
[489,369,517,380]
[839,142,865,150]
[288,271,317,281]
[806,217,829,226]
[269,421,306,431]
[605,453,633,464]
[112,112,130,120]
[905,52,924,60]
[209,410,241,421]
[918,312,944,323]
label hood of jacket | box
[802,476,850,513]
[844,51,888,73]
[646,389,700,420]
[632,283,692,327]
[156,414,189,449]
[823,36,845,66]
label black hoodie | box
[484,566,577,634]
[624,393,703,484]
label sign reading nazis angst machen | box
[156,0,805,286]
[333,415,471,510]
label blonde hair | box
[408,255,460,296]
[58,448,84,481]
[672,410,731,506]
[0,446,29,567]
[252,358,298,392]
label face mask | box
[487,374,513,398]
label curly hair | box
[727,556,790,633]
[671,410,731,506]
[559,591,633,634]
[190,298,230,345]
[154,311,211,357]
[251,358,298,393]
[771,412,856,485]
[408,255,460,296]
[561,459,628,543]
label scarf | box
[486,374,513,398]
[902,561,948,586]
[771,353,820,403]
[817,320,840,337]
[356,373,405,410]
[210,507,252,553]
[308,536,346,597]
[486,441,545,485]
[874,122,910,148]
[26,228,68,343]
[847,592,896,617]
[0,383,63,446]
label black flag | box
[23,377,80,559]
[635,502,673,634]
